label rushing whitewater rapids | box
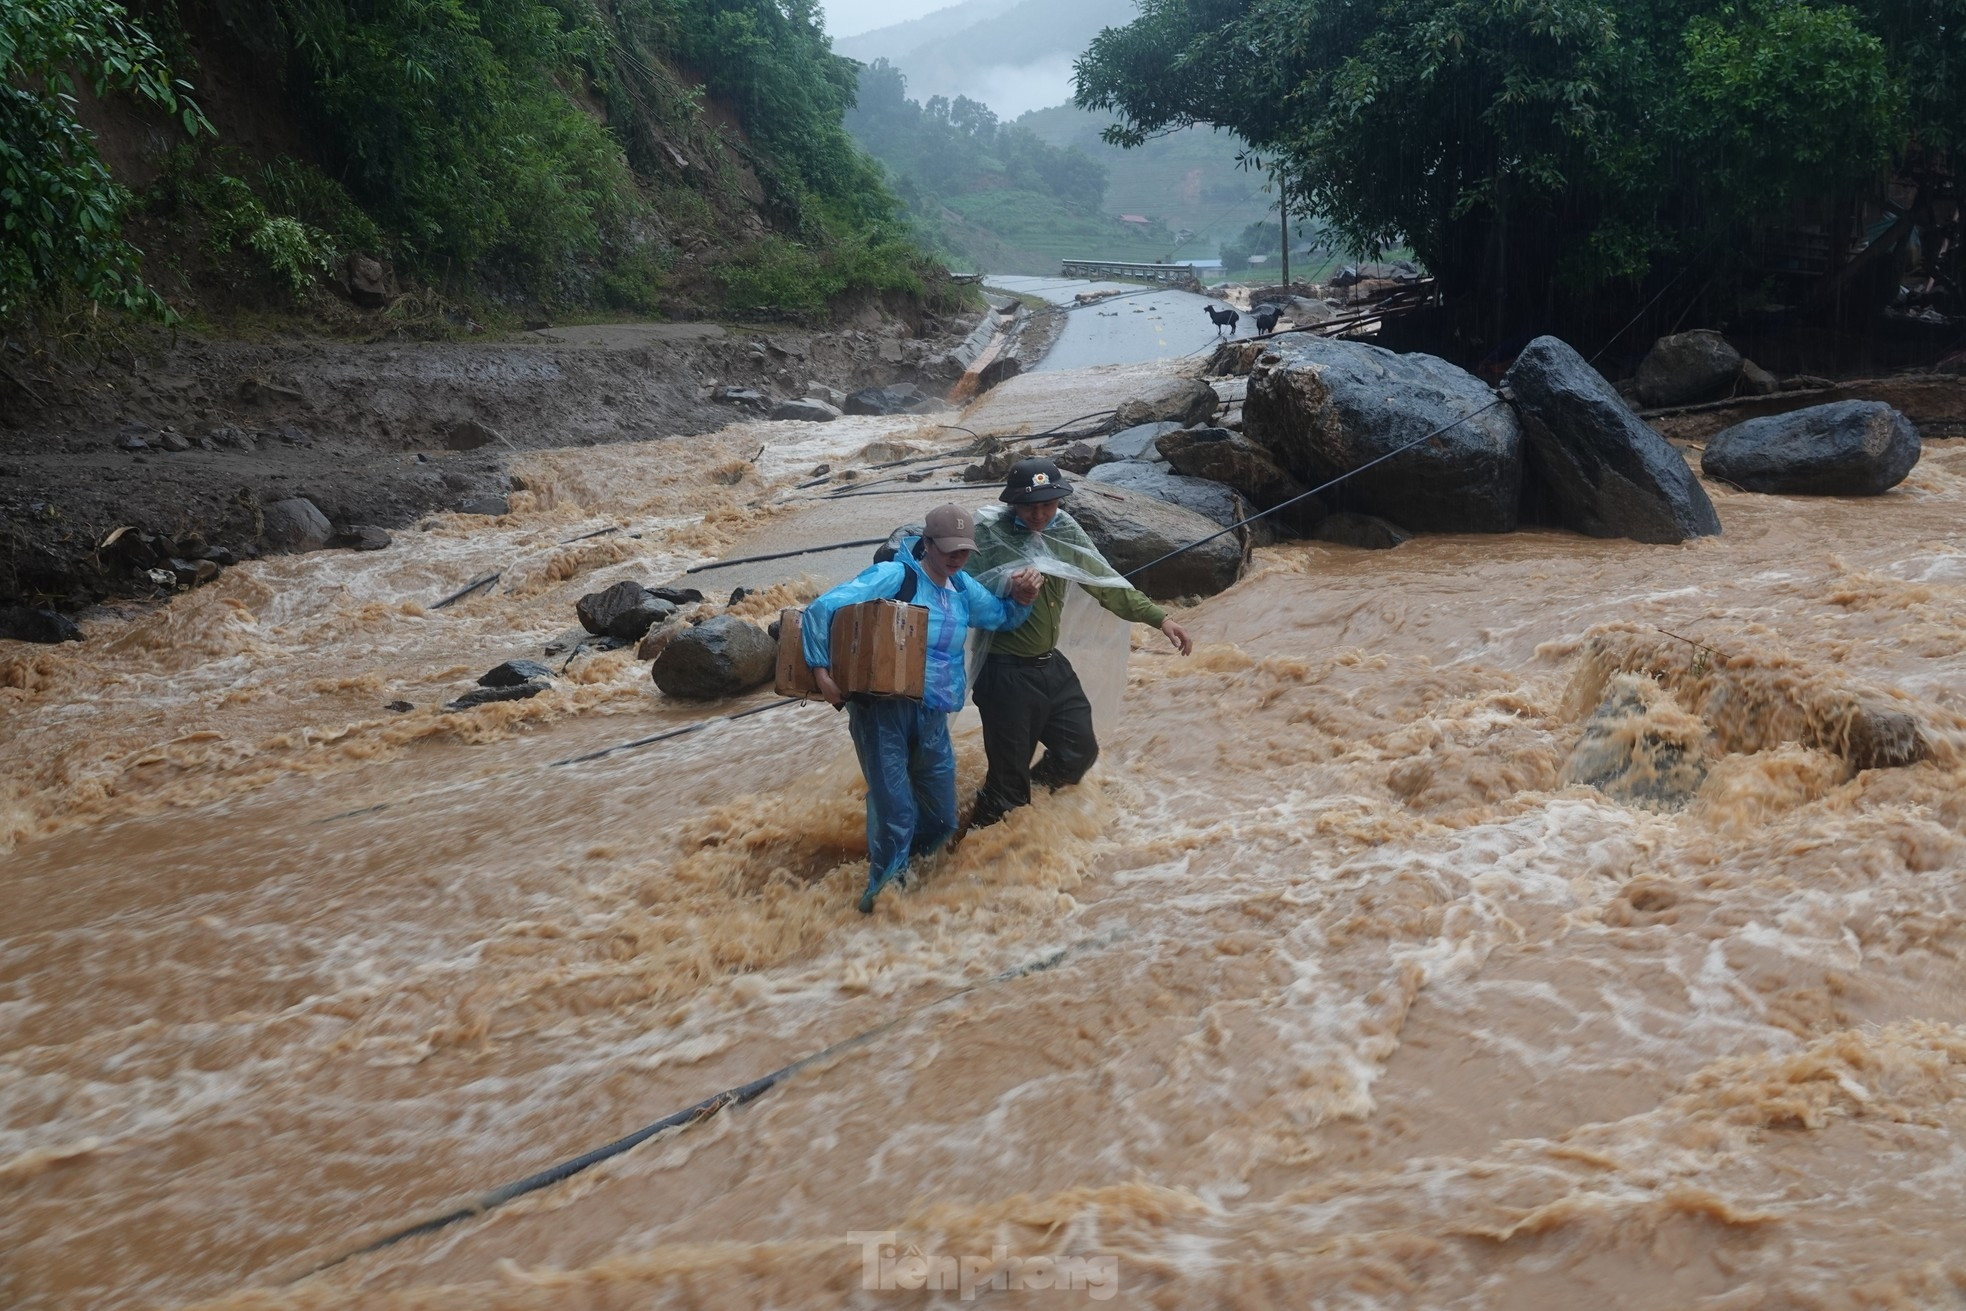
[6,363,1966,1309]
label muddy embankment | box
[0,307,1002,609]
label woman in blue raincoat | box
[803,504,1041,913]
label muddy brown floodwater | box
[6,379,1966,1310]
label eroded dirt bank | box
[0,310,984,606]
[5,363,1966,1308]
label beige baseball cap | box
[924,504,977,552]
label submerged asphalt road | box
[984,275,1233,372]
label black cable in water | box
[547,698,799,767]
[684,537,890,573]
[283,931,1118,1284]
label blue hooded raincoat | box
[803,542,1030,896]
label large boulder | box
[1702,401,1921,496]
[261,497,333,553]
[1242,336,1523,533]
[650,615,777,699]
[577,580,676,640]
[1159,426,1321,530]
[1085,462,1245,528]
[1114,376,1217,429]
[1061,484,1246,600]
[1634,330,1742,408]
[769,398,840,422]
[1093,421,1181,465]
[1503,335,1722,543]
[1,605,83,643]
[844,383,927,416]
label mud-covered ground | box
[0,309,988,607]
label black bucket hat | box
[1000,456,1072,504]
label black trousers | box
[969,652,1099,828]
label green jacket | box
[966,508,1166,658]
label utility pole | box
[1279,179,1290,290]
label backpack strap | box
[893,560,918,605]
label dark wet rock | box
[1114,377,1217,429]
[1835,702,1929,771]
[1563,673,1707,810]
[610,597,677,641]
[1739,359,1781,396]
[457,493,510,516]
[712,386,768,410]
[385,700,414,713]
[728,587,752,605]
[1093,421,1182,465]
[447,682,549,711]
[1243,336,1523,533]
[159,432,192,453]
[648,586,705,606]
[1503,335,1722,543]
[200,545,238,566]
[442,419,503,451]
[1054,441,1099,475]
[328,525,392,551]
[650,614,777,699]
[1315,512,1411,550]
[1702,401,1921,496]
[769,397,841,422]
[343,253,393,307]
[1062,483,1246,600]
[844,383,926,416]
[168,556,222,585]
[117,432,150,452]
[1635,330,1741,408]
[1085,461,1245,529]
[261,497,334,553]
[1159,426,1320,529]
[544,626,591,657]
[0,605,84,643]
[479,659,554,687]
[578,580,672,638]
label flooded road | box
[985,276,1228,371]
[6,373,1966,1309]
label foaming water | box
[7,421,1966,1309]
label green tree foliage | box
[1,0,210,321]
[1077,0,1928,335]
[847,58,1109,215]
[268,0,635,284]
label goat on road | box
[1205,305,1239,337]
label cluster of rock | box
[1167,331,1923,553]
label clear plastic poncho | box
[959,502,1136,739]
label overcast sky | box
[824,0,954,39]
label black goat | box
[1205,304,1239,336]
[1253,304,1281,336]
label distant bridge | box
[1059,259,1208,283]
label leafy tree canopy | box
[1077,0,1941,339]
[2,0,210,322]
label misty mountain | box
[835,0,1135,118]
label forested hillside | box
[2,0,961,335]
[844,58,1159,274]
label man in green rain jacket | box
[963,457,1193,830]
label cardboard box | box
[774,600,927,699]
